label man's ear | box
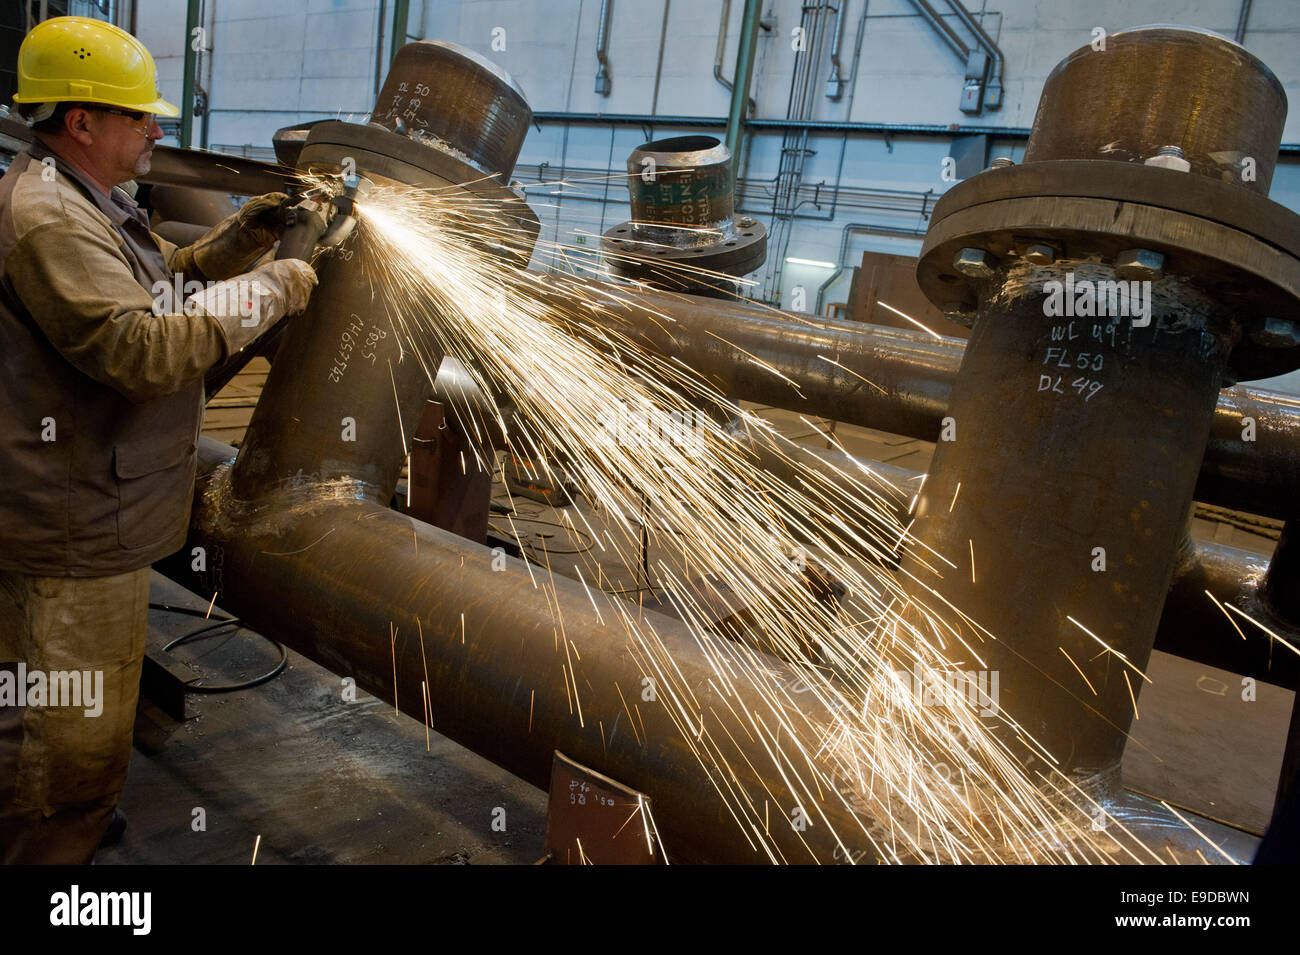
[62,107,96,147]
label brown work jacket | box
[0,139,265,576]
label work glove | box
[184,258,319,356]
[235,191,293,246]
[169,192,293,282]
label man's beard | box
[133,149,153,176]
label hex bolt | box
[1024,244,1056,265]
[740,216,756,228]
[1250,317,1300,349]
[953,247,997,279]
[1115,248,1165,280]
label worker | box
[0,16,318,863]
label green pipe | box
[179,0,201,148]
[724,0,762,183]
[390,0,411,66]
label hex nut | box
[1024,244,1056,265]
[1144,150,1191,173]
[1249,317,1300,349]
[953,247,997,279]
[1115,248,1165,280]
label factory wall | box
[131,0,1300,384]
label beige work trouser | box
[0,568,149,864]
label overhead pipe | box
[524,111,1300,155]
[824,0,847,100]
[723,0,763,187]
[905,0,968,61]
[713,0,756,115]
[595,0,613,95]
[390,0,411,66]
[813,221,929,315]
[1235,0,1253,43]
[374,0,388,97]
[179,0,201,148]
[650,1,672,116]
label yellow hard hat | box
[13,16,179,118]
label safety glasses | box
[91,106,156,137]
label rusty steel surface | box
[1024,25,1288,194]
[745,437,1298,690]
[406,398,493,542]
[1203,388,1300,519]
[544,277,959,439]
[158,436,1260,864]
[1160,534,1296,690]
[903,263,1235,786]
[542,751,664,865]
[371,40,532,181]
[228,200,436,503]
[895,26,1297,792]
[626,135,737,241]
[413,352,1300,691]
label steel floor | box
[97,574,546,865]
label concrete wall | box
[131,0,1300,386]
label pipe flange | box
[298,120,540,266]
[600,216,767,290]
[916,163,1300,382]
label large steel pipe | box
[601,135,767,297]
[169,438,872,865]
[159,437,1261,863]
[230,43,537,505]
[905,271,1234,784]
[433,350,1299,689]
[549,277,1300,520]
[900,25,1300,788]
[1024,25,1287,195]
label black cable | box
[148,601,232,621]
[153,610,288,693]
